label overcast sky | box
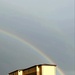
[0,0,74,75]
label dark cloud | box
[0,0,74,75]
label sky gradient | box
[0,0,74,75]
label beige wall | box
[41,66,56,75]
[36,66,40,75]
[18,70,23,75]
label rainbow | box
[0,29,65,75]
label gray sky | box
[0,0,74,75]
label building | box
[9,69,23,75]
[9,64,56,75]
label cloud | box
[0,0,74,75]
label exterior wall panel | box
[18,71,23,75]
[41,66,56,75]
[23,67,36,75]
[9,71,18,75]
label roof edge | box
[9,64,56,73]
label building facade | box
[9,70,23,75]
[9,64,56,75]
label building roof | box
[37,64,56,66]
[9,69,23,74]
[9,64,56,73]
[23,64,56,71]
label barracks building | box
[9,64,56,75]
